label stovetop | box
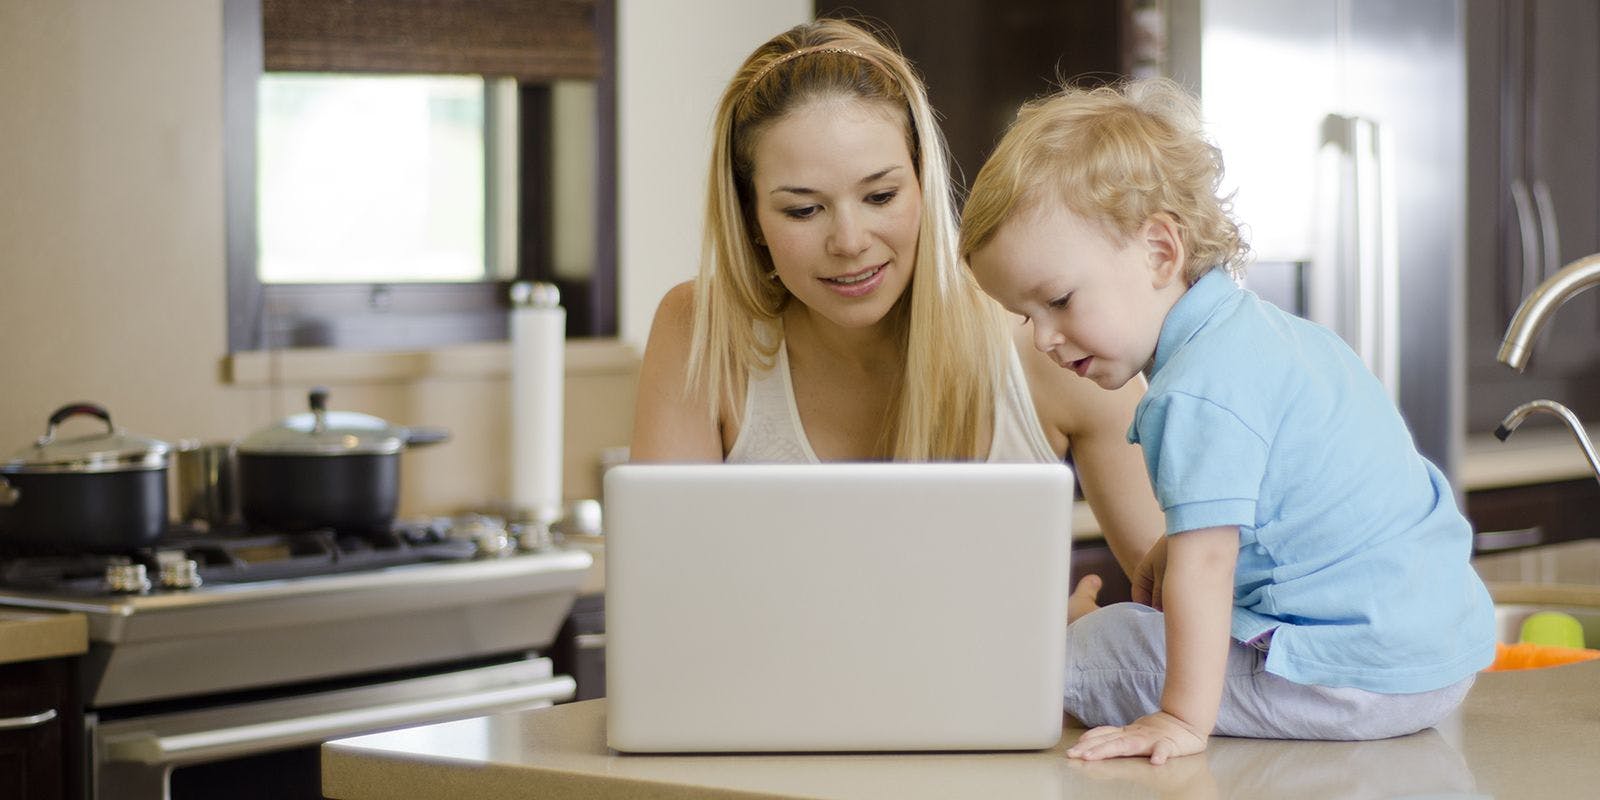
[0,516,545,600]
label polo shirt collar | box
[1149,268,1236,378]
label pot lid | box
[2,403,171,474]
[237,388,406,456]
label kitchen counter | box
[323,657,1600,800]
[0,609,86,665]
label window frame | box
[223,0,617,352]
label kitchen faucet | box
[1495,400,1600,487]
[1496,252,1600,370]
[1494,251,1600,485]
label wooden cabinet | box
[0,656,82,800]
[1466,0,1600,433]
[813,0,1130,190]
[1467,478,1600,554]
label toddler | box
[960,79,1495,763]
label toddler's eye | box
[1048,293,1072,310]
[866,190,898,205]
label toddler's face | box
[968,201,1184,391]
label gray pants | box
[1064,603,1475,740]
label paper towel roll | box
[510,282,565,523]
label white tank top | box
[726,335,1059,464]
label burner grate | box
[0,519,478,595]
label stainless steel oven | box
[0,520,591,799]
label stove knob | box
[514,521,555,553]
[105,563,152,594]
[159,559,203,591]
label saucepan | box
[0,403,172,552]
[235,387,449,532]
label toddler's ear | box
[1142,214,1186,289]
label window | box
[258,74,497,285]
[224,0,616,351]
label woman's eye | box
[783,205,820,220]
[866,189,898,205]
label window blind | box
[261,0,600,81]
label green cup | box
[1518,611,1586,649]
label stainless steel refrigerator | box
[1165,0,1466,480]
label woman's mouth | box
[821,263,887,297]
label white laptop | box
[602,462,1074,753]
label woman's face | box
[748,96,922,332]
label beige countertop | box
[0,609,87,665]
[323,656,1600,800]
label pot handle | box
[403,427,451,448]
[0,476,17,507]
[39,402,115,446]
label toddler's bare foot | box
[1067,574,1103,623]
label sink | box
[1493,603,1600,646]
[1473,540,1600,646]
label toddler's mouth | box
[1069,356,1093,377]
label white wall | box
[616,0,812,348]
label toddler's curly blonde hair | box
[961,78,1247,285]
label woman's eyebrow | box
[857,165,901,185]
[770,165,903,196]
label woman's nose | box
[827,209,871,257]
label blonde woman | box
[630,19,1161,581]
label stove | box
[0,517,593,799]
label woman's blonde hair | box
[961,78,1247,284]
[689,18,1008,460]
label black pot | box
[0,404,172,553]
[235,388,449,532]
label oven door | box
[90,657,572,800]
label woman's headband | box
[747,45,880,89]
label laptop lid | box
[603,462,1073,753]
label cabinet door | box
[0,658,75,800]
[1465,0,1600,432]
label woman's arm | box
[1067,525,1238,764]
[1017,332,1163,578]
[629,281,726,462]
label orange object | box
[1485,641,1600,672]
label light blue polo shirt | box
[1129,269,1495,693]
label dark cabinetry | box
[0,656,82,800]
[1466,0,1600,432]
[1466,478,1600,553]
[814,0,1131,190]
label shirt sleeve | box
[1129,391,1269,535]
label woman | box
[630,18,1160,580]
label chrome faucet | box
[1495,400,1600,486]
[1497,251,1600,370]
[1494,251,1600,485]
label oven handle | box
[101,676,574,766]
[0,709,57,730]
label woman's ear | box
[1142,214,1186,289]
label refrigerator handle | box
[1323,114,1401,402]
[1531,180,1561,281]
[1510,179,1541,311]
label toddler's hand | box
[1065,710,1207,764]
[1132,536,1169,609]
